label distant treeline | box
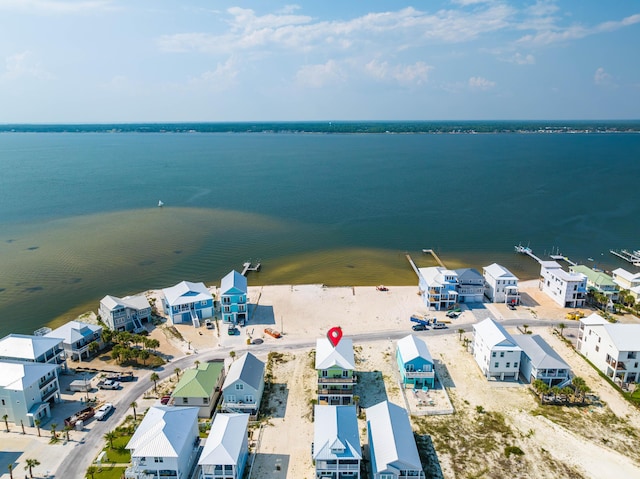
[1,120,639,134]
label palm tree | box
[7,463,13,479]
[34,419,41,437]
[174,367,181,381]
[229,350,236,361]
[194,360,201,368]
[558,322,566,337]
[88,341,100,357]
[86,465,97,479]
[64,424,72,441]
[104,430,117,449]
[24,458,40,478]
[50,422,58,439]
[522,324,529,334]
[130,401,138,421]
[150,372,160,393]
[457,328,465,341]
[2,414,9,432]
[532,379,549,402]
[139,349,150,365]
[20,420,25,435]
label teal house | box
[220,270,248,325]
[396,335,435,389]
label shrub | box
[504,446,524,457]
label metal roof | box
[473,319,520,350]
[127,406,199,458]
[315,337,355,370]
[483,263,518,280]
[45,321,102,345]
[198,413,249,466]
[172,362,224,398]
[162,281,212,306]
[220,270,247,295]
[366,401,423,474]
[397,335,433,365]
[0,360,58,390]
[223,352,264,393]
[313,405,361,461]
[513,334,570,371]
[0,334,63,361]
[100,294,150,312]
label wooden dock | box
[610,249,640,266]
[406,254,421,276]
[422,249,447,268]
[241,262,261,276]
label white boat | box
[158,200,164,207]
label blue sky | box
[0,0,638,122]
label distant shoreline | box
[1,120,640,134]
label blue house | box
[220,271,248,325]
[162,280,214,326]
[396,335,435,389]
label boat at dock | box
[609,249,640,266]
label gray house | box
[513,334,572,387]
[455,268,485,303]
[221,352,265,416]
[99,294,151,332]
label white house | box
[0,360,61,426]
[418,267,458,311]
[366,401,425,479]
[472,319,522,380]
[99,294,151,332]
[577,313,640,384]
[483,263,520,304]
[162,281,214,326]
[315,337,356,406]
[44,320,102,362]
[513,334,571,387]
[0,334,67,371]
[198,413,250,479]
[221,352,265,416]
[611,268,640,301]
[126,406,201,479]
[312,405,361,479]
[539,261,587,308]
[455,268,485,303]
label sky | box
[0,0,639,122]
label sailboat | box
[158,200,164,207]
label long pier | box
[241,262,261,276]
[610,249,640,266]
[422,249,447,268]
[514,245,542,263]
[406,254,421,276]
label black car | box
[412,324,428,331]
[508,303,517,310]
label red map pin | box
[327,326,343,347]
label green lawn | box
[103,435,132,463]
[93,465,126,479]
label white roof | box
[483,263,518,280]
[162,281,212,306]
[603,324,640,352]
[513,335,570,371]
[315,338,355,370]
[223,352,265,392]
[45,321,102,345]
[127,406,199,458]
[580,313,608,326]
[199,414,249,466]
[473,319,520,350]
[540,262,586,283]
[0,334,63,361]
[397,335,433,365]
[418,267,458,287]
[220,270,247,295]
[313,405,361,461]
[612,268,640,283]
[0,360,58,390]
[101,294,150,312]
[366,401,423,474]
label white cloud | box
[365,59,432,86]
[0,0,117,14]
[1,51,53,81]
[468,76,495,90]
[295,60,344,88]
[526,0,559,17]
[189,58,239,91]
[517,13,640,46]
[507,52,535,65]
[594,67,616,88]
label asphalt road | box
[53,318,576,477]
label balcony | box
[404,370,435,379]
[316,462,360,471]
[318,376,355,383]
[318,387,354,395]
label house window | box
[506,362,511,368]
[494,362,499,368]
[514,362,518,368]
[500,352,505,358]
[342,370,349,377]
[154,457,164,463]
[203,397,209,404]
[224,306,230,313]
[182,397,188,404]
[595,345,600,352]
[236,384,244,390]
[492,352,496,358]
[322,370,328,377]
[245,395,254,403]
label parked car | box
[412,324,428,331]
[95,403,113,421]
[432,323,448,329]
[97,379,121,390]
[446,310,461,319]
[205,319,214,329]
[508,303,517,311]
[160,395,171,405]
[228,326,239,335]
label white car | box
[95,403,113,421]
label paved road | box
[54,318,576,477]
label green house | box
[315,337,356,406]
[171,360,225,418]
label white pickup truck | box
[97,379,121,390]
[94,403,113,421]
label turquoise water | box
[1,130,639,335]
